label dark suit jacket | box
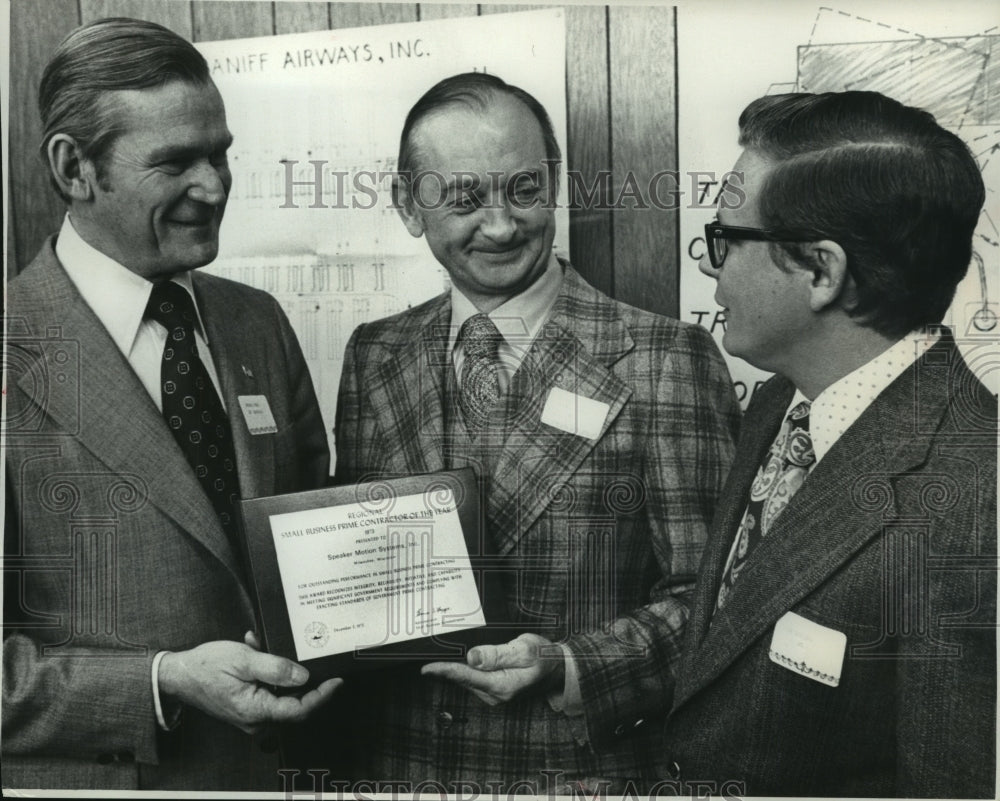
[2,239,329,791]
[662,331,997,798]
[329,265,739,793]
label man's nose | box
[479,204,517,241]
[698,250,721,280]
[186,160,229,206]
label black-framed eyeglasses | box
[703,221,816,270]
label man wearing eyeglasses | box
[661,91,995,797]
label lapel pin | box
[242,365,254,378]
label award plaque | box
[238,468,509,686]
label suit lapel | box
[13,248,246,587]
[674,343,954,709]
[487,267,634,554]
[367,297,450,476]
[681,378,793,655]
[195,275,274,499]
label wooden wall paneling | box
[191,0,273,41]
[274,2,330,34]
[417,4,478,20]
[565,5,612,295]
[328,3,419,28]
[607,5,678,318]
[274,1,330,33]
[9,0,81,273]
[79,0,194,35]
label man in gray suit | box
[663,91,995,797]
[3,18,339,791]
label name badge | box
[540,387,609,440]
[769,611,846,687]
[238,395,278,436]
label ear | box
[47,134,98,202]
[392,174,426,239]
[804,239,851,313]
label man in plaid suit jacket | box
[321,73,739,794]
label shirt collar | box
[447,251,564,355]
[55,214,209,357]
[790,329,941,466]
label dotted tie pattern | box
[144,281,242,553]
[716,400,815,610]
[459,313,503,435]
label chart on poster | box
[678,2,999,404]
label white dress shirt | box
[55,214,225,410]
[447,251,564,389]
[788,329,941,468]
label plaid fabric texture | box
[331,265,739,792]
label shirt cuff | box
[546,644,589,745]
[546,643,584,716]
[151,650,182,732]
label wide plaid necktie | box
[716,400,815,610]
[144,281,243,552]
[458,313,503,435]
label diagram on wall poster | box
[194,10,569,462]
[678,3,999,405]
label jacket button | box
[436,711,453,730]
[614,724,626,736]
[633,718,644,728]
[668,760,681,779]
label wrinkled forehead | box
[100,78,225,136]
[407,96,548,176]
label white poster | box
[195,9,569,460]
[678,1,999,406]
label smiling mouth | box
[475,243,526,258]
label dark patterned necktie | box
[716,400,815,610]
[459,313,503,435]
[144,281,242,552]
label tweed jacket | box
[327,265,739,793]
[662,331,997,798]
[2,239,329,791]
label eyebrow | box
[147,133,234,164]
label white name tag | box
[540,387,609,441]
[238,395,278,435]
[769,611,846,687]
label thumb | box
[245,651,310,687]
[468,636,537,670]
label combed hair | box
[39,17,210,198]
[397,72,561,175]
[738,91,984,338]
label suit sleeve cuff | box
[152,651,182,732]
